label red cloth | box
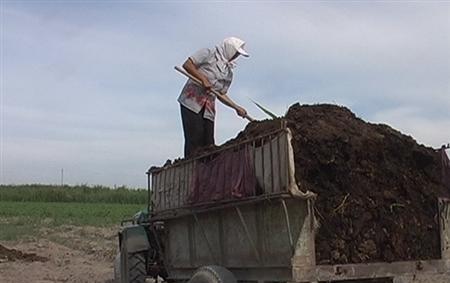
[441,148,450,189]
[188,146,256,204]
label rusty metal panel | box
[222,204,260,266]
[263,199,309,267]
[161,169,167,211]
[291,199,316,271]
[150,129,316,214]
[253,129,316,199]
[151,159,196,212]
[192,212,222,266]
[254,132,290,194]
[165,217,191,269]
[163,197,311,281]
[171,166,181,209]
[394,273,450,283]
[293,259,450,282]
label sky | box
[1,1,449,188]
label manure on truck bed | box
[115,104,450,283]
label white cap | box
[224,37,249,57]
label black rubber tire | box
[114,252,147,283]
[188,265,237,283]
[128,252,147,283]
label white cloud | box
[371,106,450,148]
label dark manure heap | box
[231,103,450,264]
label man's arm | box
[216,92,247,118]
[182,58,212,91]
[182,58,248,119]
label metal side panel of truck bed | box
[149,124,315,215]
[153,198,450,283]
[163,197,314,281]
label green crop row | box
[0,201,145,226]
[0,184,148,204]
[0,201,146,240]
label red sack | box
[188,146,256,204]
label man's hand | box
[201,78,212,93]
[235,106,248,118]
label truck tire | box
[188,266,237,283]
[128,252,147,283]
[114,252,147,283]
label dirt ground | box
[0,225,118,283]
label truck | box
[114,123,450,283]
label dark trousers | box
[180,105,214,158]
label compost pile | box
[229,103,450,264]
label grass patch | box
[0,201,145,226]
[0,184,148,204]
[0,220,38,241]
[0,201,145,241]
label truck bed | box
[147,125,450,282]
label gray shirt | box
[178,48,233,121]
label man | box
[178,37,249,158]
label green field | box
[0,184,148,241]
[0,201,145,241]
[0,184,148,204]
